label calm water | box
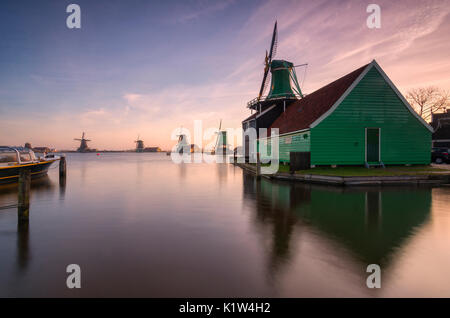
[0,153,449,297]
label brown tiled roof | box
[269,63,369,135]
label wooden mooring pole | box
[59,156,67,184]
[256,153,261,178]
[18,168,31,223]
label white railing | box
[247,93,302,109]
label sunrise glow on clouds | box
[0,0,449,150]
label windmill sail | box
[258,21,278,100]
[214,119,222,150]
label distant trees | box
[406,87,449,122]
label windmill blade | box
[258,52,270,99]
[262,71,270,95]
[258,22,278,100]
[214,119,222,151]
[268,21,278,61]
[271,36,277,60]
[214,131,220,150]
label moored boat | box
[0,147,59,184]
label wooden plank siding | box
[259,130,311,163]
[310,67,431,165]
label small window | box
[285,136,292,144]
[19,152,32,162]
[0,151,17,163]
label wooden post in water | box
[59,156,67,184]
[18,168,31,223]
[256,153,261,178]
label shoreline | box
[233,162,450,186]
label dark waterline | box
[0,153,449,297]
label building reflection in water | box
[242,172,432,280]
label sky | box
[1,0,450,150]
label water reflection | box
[0,176,55,206]
[136,156,143,185]
[0,154,443,297]
[59,174,66,200]
[243,173,298,277]
[16,221,29,272]
[178,162,187,180]
[216,163,228,186]
[243,173,432,277]
[80,157,87,185]
[0,176,57,275]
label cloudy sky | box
[1,0,449,150]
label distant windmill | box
[135,135,144,153]
[175,127,189,154]
[74,132,91,153]
[213,119,227,155]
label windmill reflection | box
[216,162,228,186]
[243,173,432,278]
[178,162,187,180]
[243,173,304,276]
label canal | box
[0,153,449,297]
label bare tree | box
[406,87,450,121]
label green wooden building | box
[257,60,433,166]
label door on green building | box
[366,128,380,162]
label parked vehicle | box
[431,147,450,164]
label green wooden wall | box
[259,130,310,163]
[311,67,431,165]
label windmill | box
[135,135,144,153]
[248,21,305,111]
[213,119,228,155]
[175,127,189,154]
[242,21,307,161]
[74,132,91,153]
